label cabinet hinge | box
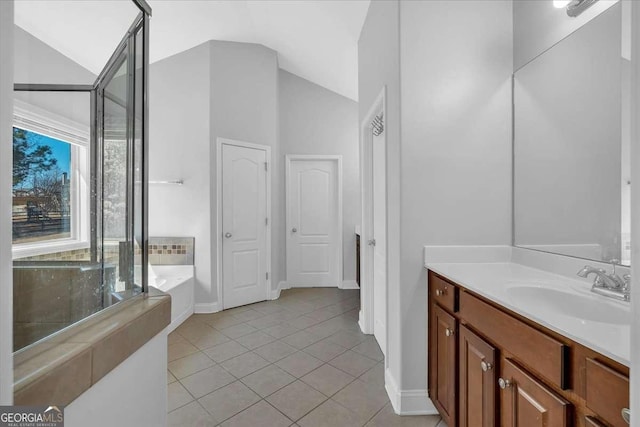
[265,217,268,226]
[264,162,268,171]
[266,272,269,280]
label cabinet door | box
[459,325,496,427]
[500,359,571,427]
[431,304,457,426]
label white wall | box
[278,70,359,286]
[0,0,14,405]
[398,0,512,395]
[513,0,619,70]
[149,43,213,308]
[514,4,622,261]
[357,0,403,410]
[65,330,168,427]
[209,41,280,298]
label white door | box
[372,131,387,355]
[287,157,342,287]
[222,144,268,309]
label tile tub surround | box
[149,236,194,265]
[167,288,442,427]
[14,292,171,406]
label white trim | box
[385,368,438,416]
[13,99,90,147]
[270,281,289,300]
[216,137,272,311]
[285,154,344,288]
[194,302,221,314]
[359,87,386,344]
[339,280,359,290]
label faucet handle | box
[610,259,620,275]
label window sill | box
[13,290,171,406]
[12,239,90,260]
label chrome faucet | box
[577,260,630,302]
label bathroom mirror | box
[513,2,631,265]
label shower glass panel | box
[12,2,150,352]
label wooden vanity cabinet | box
[499,358,571,427]
[459,325,496,427]
[431,304,458,426]
[427,270,630,427]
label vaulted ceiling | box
[14,0,370,100]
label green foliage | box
[13,128,57,187]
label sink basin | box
[506,286,631,325]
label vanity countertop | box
[426,262,630,366]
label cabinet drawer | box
[429,272,458,312]
[459,291,568,389]
[586,358,629,427]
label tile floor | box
[167,288,445,427]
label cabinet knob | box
[498,378,512,389]
[622,408,630,424]
[480,361,493,372]
[445,328,454,337]
[435,289,445,296]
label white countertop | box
[427,262,630,366]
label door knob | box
[445,328,454,337]
[435,289,445,296]
[292,228,297,233]
[480,361,493,372]
[498,378,512,389]
[225,232,232,238]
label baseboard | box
[385,368,438,416]
[194,301,221,314]
[167,305,194,334]
[270,281,289,300]
[339,280,359,290]
[358,310,368,334]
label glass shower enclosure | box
[12,1,151,351]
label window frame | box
[12,99,91,259]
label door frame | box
[359,87,387,353]
[216,137,272,309]
[285,154,343,287]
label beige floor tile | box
[329,350,378,377]
[245,315,284,330]
[167,370,177,384]
[204,314,244,330]
[168,401,216,427]
[198,381,261,423]
[298,399,368,427]
[219,323,259,339]
[266,380,327,421]
[232,309,265,322]
[180,365,236,398]
[168,341,199,363]
[365,403,441,427]
[359,363,385,387]
[235,331,276,350]
[333,379,389,420]
[220,351,270,378]
[176,322,218,341]
[168,331,188,346]
[168,351,215,379]
[275,351,324,378]
[352,338,384,362]
[327,330,368,349]
[250,301,286,315]
[168,381,194,412]
[253,340,298,363]
[287,316,322,329]
[220,400,292,427]
[203,341,248,363]
[281,330,323,349]
[303,338,348,362]
[188,330,231,350]
[241,365,296,397]
[263,323,301,339]
[301,364,355,397]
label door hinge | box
[264,162,268,171]
[266,272,269,280]
[265,217,268,226]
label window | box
[12,99,90,258]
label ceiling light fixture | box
[554,0,599,17]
